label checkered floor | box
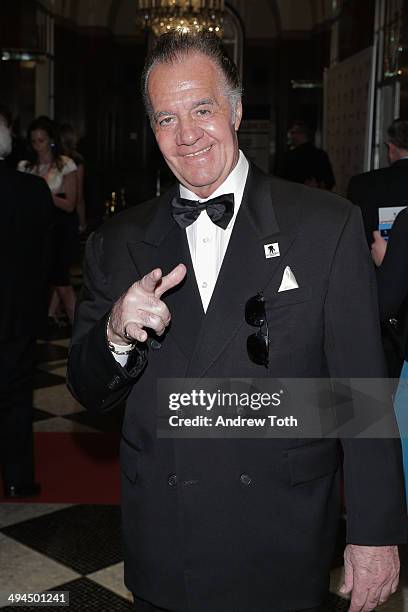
[32,335,123,435]
[0,325,132,611]
[0,327,407,610]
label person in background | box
[68,31,405,612]
[371,208,408,497]
[18,117,78,325]
[0,121,53,497]
[277,120,335,190]
[0,105,12,132]
[348,118,408,378]
[60,123,86,233]
[348,118,408,246]
[47,122,87,323]
[0,104,26,169]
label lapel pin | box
[264,243,280,259]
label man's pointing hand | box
[107,263,187,345]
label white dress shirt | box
[181,150,249,312]
[111,151,249,365]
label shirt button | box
[202,282,208,288]
[240,474,252,486]
[168,474,178,487]
[203,237,210,243]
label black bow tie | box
[171,193,234,230]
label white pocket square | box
[278,266,299,292]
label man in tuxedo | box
[277,120,335,190]
[347,119,408,377]
[347,119,408,246]
[0,122,53,497]
[68,32,406,612]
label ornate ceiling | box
[41,0,336,38]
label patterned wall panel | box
[323,46,375,195]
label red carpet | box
[0,433,120,504]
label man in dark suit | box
[68,33,406,612]
[277,121,335,190]
[347,119,408,377]
[347,119,408,246]
[0,104,26,169]
[0,121,53,497]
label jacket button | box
[168,474,178,487]
[150,339,162,350]
[240,473,252,486]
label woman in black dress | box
[18,117,78,324]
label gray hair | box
[141,31,243,127]
[0,123,12,158]
[387,118,408,151]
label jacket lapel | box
[126,166,301,373]
[185,165,299,378]
[127,188,204,360]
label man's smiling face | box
[148,52,242,199]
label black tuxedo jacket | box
[0,160,53,340]
[347,159,408,245]
[68,165,406,612]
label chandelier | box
[136,1,225,37]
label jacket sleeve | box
[324,205,407,544]
[67,230,147,412]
